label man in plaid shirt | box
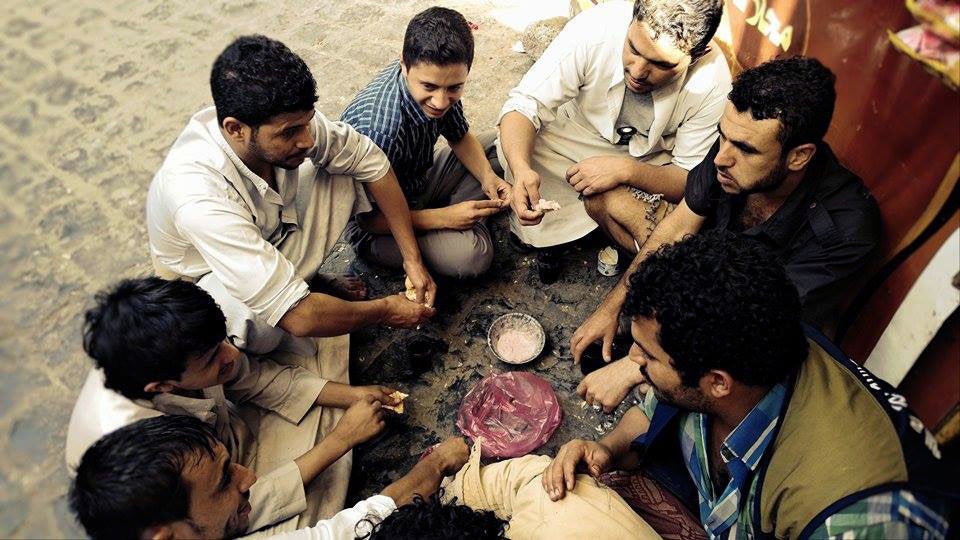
[544,231,956,539]
[342,7,511,279]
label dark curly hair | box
[623,230,808,387]
[632,0,724,57]
[729,56,836,153]
[357,493,507,539]
[69,416,219,540]
[83,277,226,400]
[402,7,475,70]
[210,35,318,127]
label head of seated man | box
[83,277,241,399]
[714,56,836,197]
[623,229,808,410]
[623,0,724,94]
[361,493,507,540]
[69,415,257,540]
[400,7,474,119]
[211,34,319,172]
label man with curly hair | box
[499,0,730,282]
[574,56,881,413]
[544,231,954,539]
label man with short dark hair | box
[545,231,954,539]
[69,415,469,540]
[499,0,730,281]
[147,35,437,349]
[574,56,882,413]
[342,7,510,279]
[65,278,397,534]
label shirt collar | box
[207,114,276,198]
[719,383,787,470]
[397,64,431,125]
[745,144,828,247]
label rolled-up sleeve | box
[310,112,390,183]
[670,87,727,171]
[497,23,594,131]
[247,461,308,532]
[174,196,309,327]
[225,355,326,425]
[266,495,397,540]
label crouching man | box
[546,231,955,539]
[65,278,401,535]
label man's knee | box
[424,228,494,279]
[583,192,607,221]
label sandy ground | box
[0,1,637,537]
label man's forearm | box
[379,455,447,507]
[499,112,537,175]
[622,162,687,202]
[278,293,387,337]
[599,406,650,470]
[365,170,423,264]
[294,433,352,486]
[359,208,445,234]
[450,131,496,188]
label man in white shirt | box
[498,0,729,280]
[65,278,401,536]
[68,415,468,540]
[147,35,436,345]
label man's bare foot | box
[309,273,368,301]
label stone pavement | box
[0,1,631,537]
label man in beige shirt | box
[65,278,401,537]
[147,35,436,348]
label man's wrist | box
[413,208,444,231]
[324,430,354,454]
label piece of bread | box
[533,198,561,212]
[383,390,408,414]
[404,276,417,301]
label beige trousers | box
[497,104,671,248]
[443,441,660,539]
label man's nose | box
[715,142,735,168]
[430,92,449,110]
[296,129,313,149]
[630,58,649,81]
[235,463,257,492]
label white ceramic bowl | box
[487,312,546,365]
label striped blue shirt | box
[340,60,470,198]
[642,390,949,539]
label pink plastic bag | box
[456,371,563,458]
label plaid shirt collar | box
[682,383,787,539]
[397,67,431,126]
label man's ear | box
[703,370,733,399]
[785,143,817,172]
[221,117,248,144]
[399,58,408,77]
[141,523,175,540]
[144,381,175,394]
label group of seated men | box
[65,1,956,538]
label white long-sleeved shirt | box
[147,107,389,326]
[499,0,731,170]
[267,495,397,540]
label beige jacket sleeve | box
[443,441,660,540]
[247,461,309,533]
[225,354,326,425]
[309,111,390,183]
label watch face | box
[616,126,637,145]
